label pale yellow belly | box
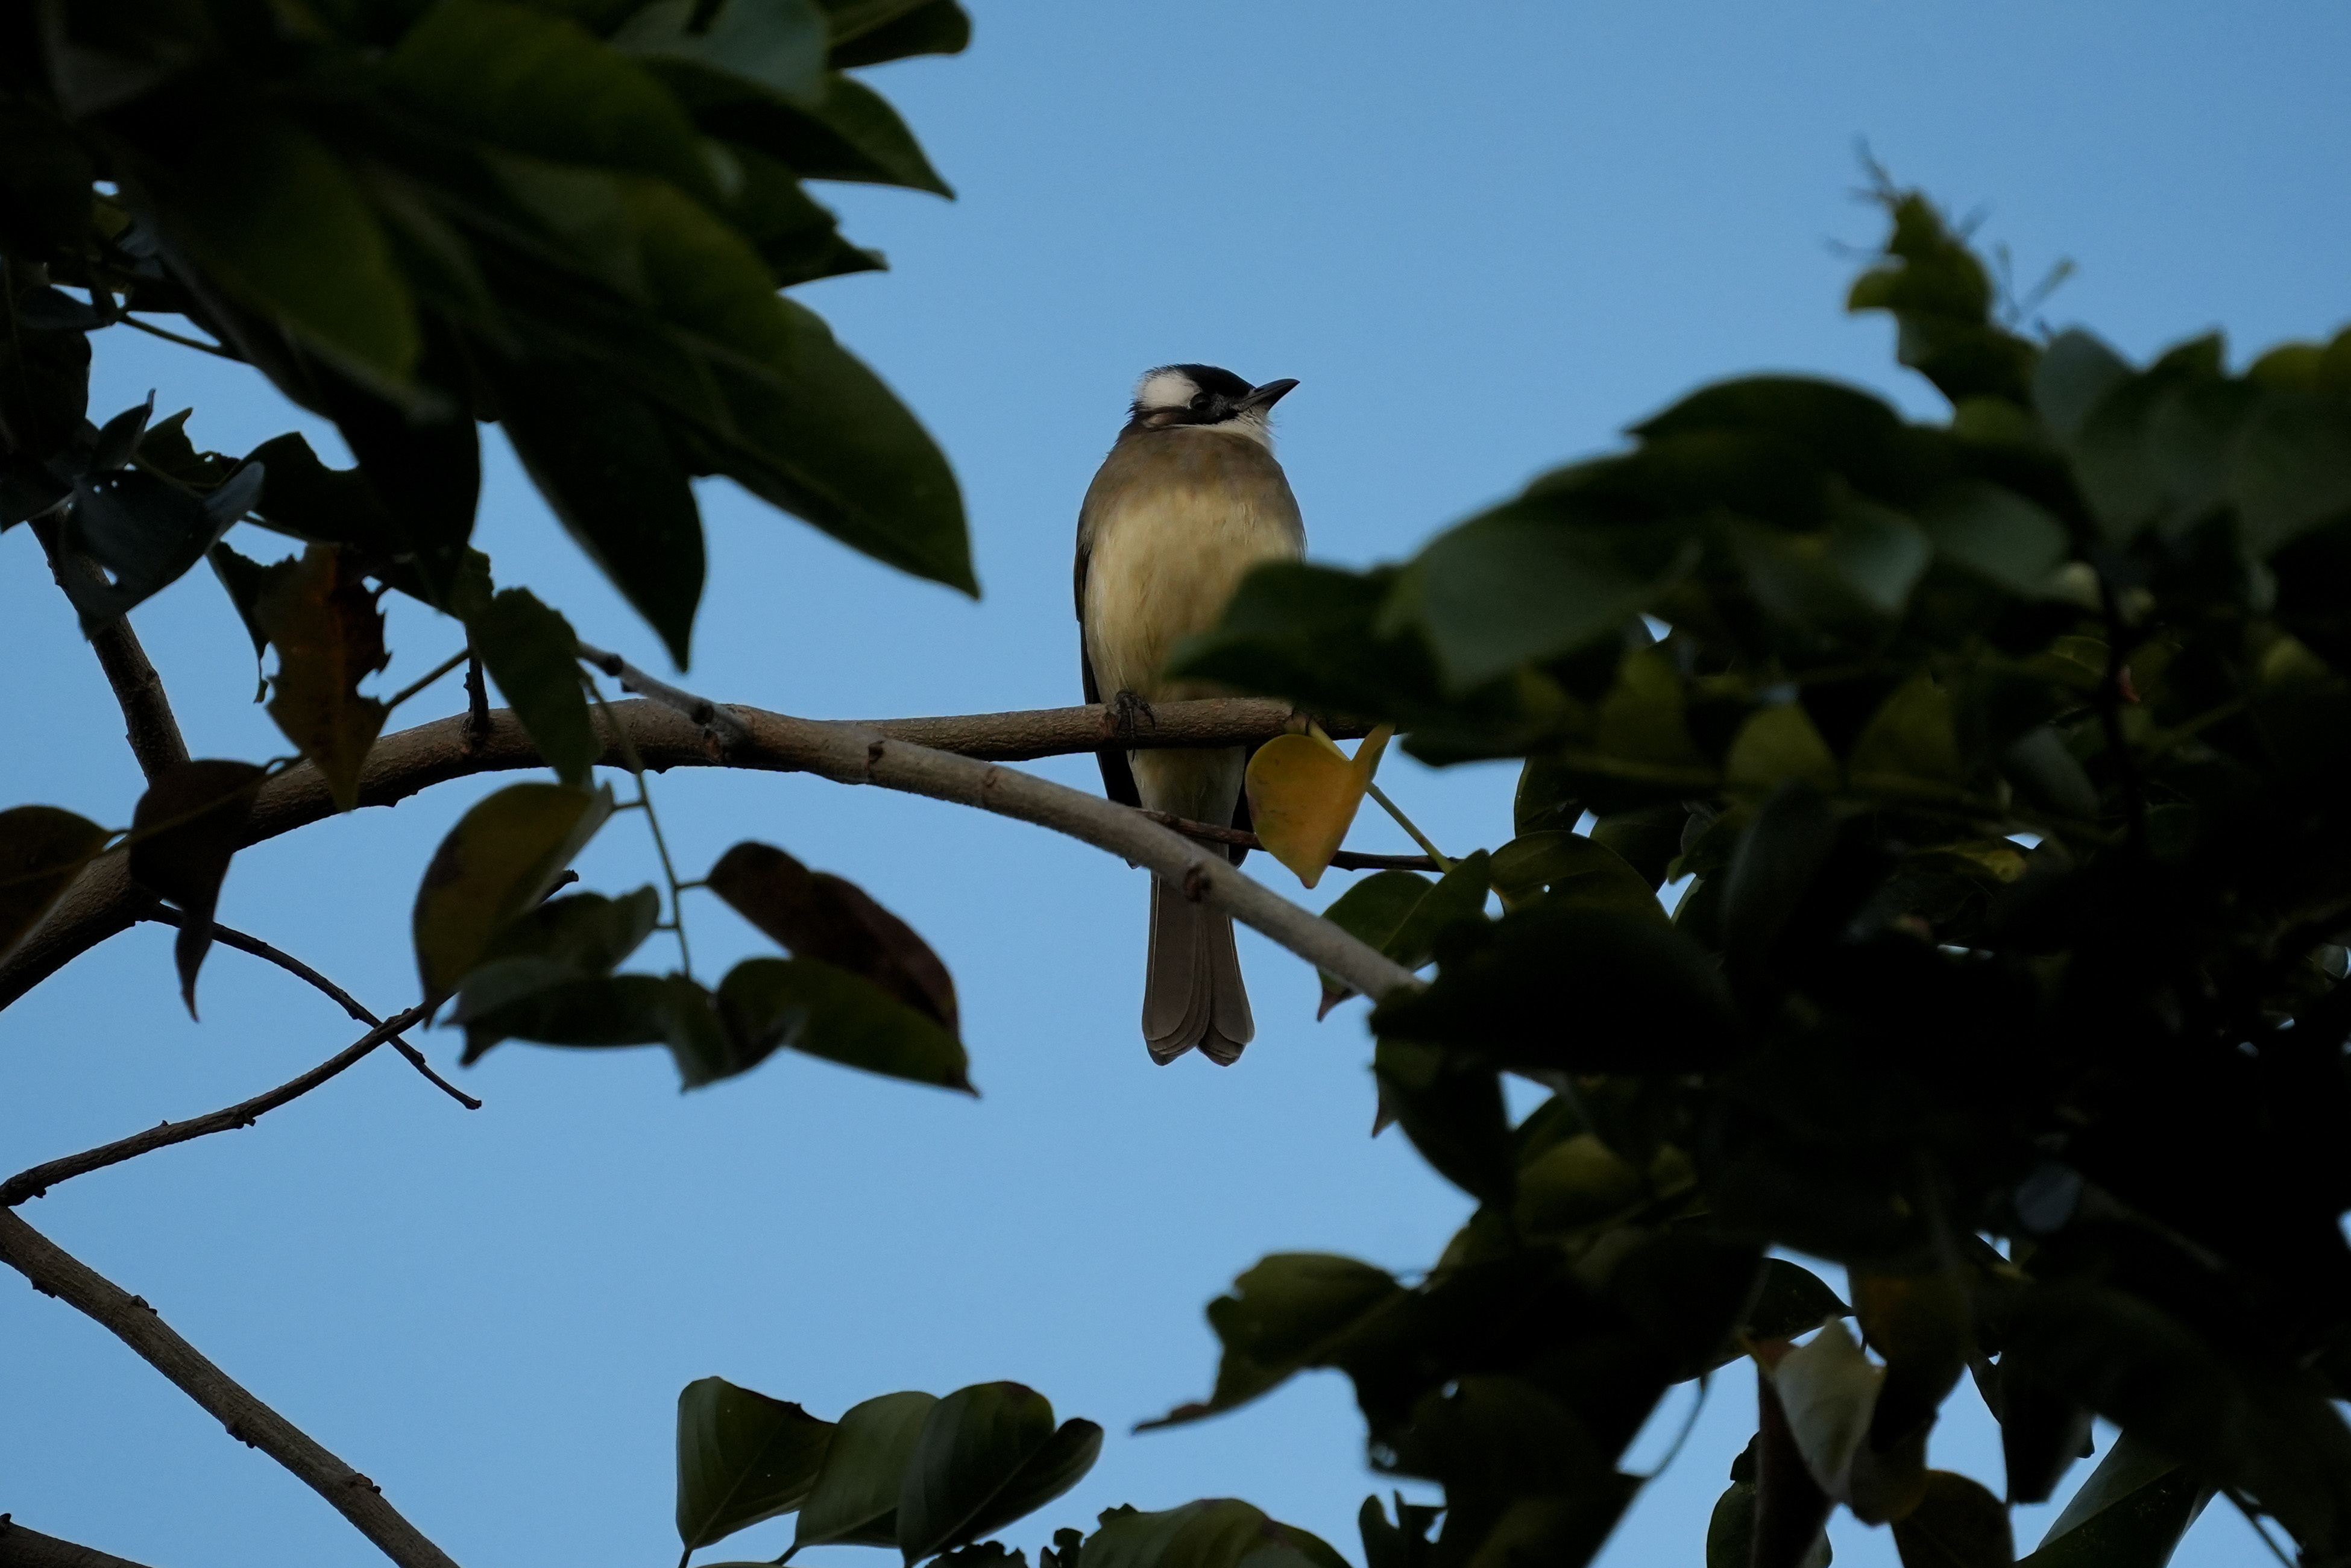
[1083,487,1301,707]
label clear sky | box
[4,5,2348,1567]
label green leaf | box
[1371,902,1738,1074]
[1890,1471,2012,1568]
[412,781,614,1006]
[465,588,598,786]
[716,72,953,196]
[717,956,972,1092]
[824,0,969,66]
[1373,1039,1512,1206]
[309,385,482,606]
[1079,1499,1353,1568]
[1488,831,1660,918]
[2021,1431,2208,1568]
[1716,783,1838,970]
[127,760,267,1016]
[1394,511,1684,689]
[1743,1261,1852,1345]
[675,1376,835,1550]
[449,886,661,1057]
[1726,705,1840,796]
[1314,871,1429,1016]
[795,1391,939,1552]
[386,0,716,200]
[616,0,828,108]
[1918,481,2071,596]
[255,545,390,811]
[152,110,418,387]
[1142,1255,1403,1428]
[2033,331,2132,448]
[238,433,408,565]
[896,1387,1101,1561]
[1316,852,1490,1015]
[708,842,957,1031]
[1846,672,1962,796]
[2232,391,2351,557]
[58,458,260,628]
[0,806,112,965]
[715,140,886,286]
[487,362,705,669]
[1512,757,1581,837]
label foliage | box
[1154,187,2351,1568]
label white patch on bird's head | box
[1133,368,1201,411]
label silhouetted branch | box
[28,517,190,783]
[134,910,479,1109]
[0,1208,461,1568]
[1,1006,430,1207]
[1139,810,1441,872]
[0,1516,160,1568]
[2,697,1418,1011]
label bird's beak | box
[1233,377,1300,413]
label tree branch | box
[1139,810,1440,872]
[0,1518,159,1568]
[0,1209,461,1568]
[1,1006,430,1207]
[27,518,191,784]
[1,697,1420,1012]
[134,910,480,1110]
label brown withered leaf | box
[128,759,266,1016]
[0,805,112,963]
[257,544,389,811]
[707,842,958,1034]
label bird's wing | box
[1077,490,1142,808]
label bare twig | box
[1,1006,430,1207]
[462,653,491,748]
[28,518,190,783]
[0,1517,159,1568]
[576,640,748,749]
[1138,810,1440,872]
[133,910,479,1109]
[0,1209,461,1568]
[2,697,1418,1011]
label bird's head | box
[1124,364,1299,446]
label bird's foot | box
[1108,688,1157,742]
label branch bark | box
[0,1209,461,1568]
[0,1519,159,1568]
[1,1006,430,1208]
[1,698,1419,1012]
[28,518,191,784]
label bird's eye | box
[1189,392,1212,411]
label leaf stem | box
[383,648,470,716]
[1365,782,1453,872]
[586,673,694,977]
[113,312,240,360]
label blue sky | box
[4,4,2348,1566]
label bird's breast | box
[1081,438,1305,703]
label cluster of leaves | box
[1159,189,2351,1568]
[2,0,975,675]
[672,1374,1347,1568]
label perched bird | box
[1075,364,1305,1065]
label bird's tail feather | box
[1143,877,1254,1065]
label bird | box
[1074,364,1305,1065]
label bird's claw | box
[1109,688,1157,742]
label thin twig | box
[0,1516,160,1568]
[1137,810,1440,872]
[28,517,190,783]
[585,675,693,975]
[1,1006,430,1207]
[383,648,470,716]
[462,653,492,748]
[2,697,1419,1011]
[0,1207,462,1568]
[576,640,749,750]
[134,909,479,1109]
[112,312,238,359]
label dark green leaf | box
[796,1391,939,1552]
[1372,902,1738,1073]
[310,377,480,606]
[465,588,597,785]
[922,1413,1103,1558]
[1314,870,1429,1016]
[893,1384,1059,1561]
[238,433,409,565]
[1373,1038,1512,1206]
[487,362,704,668]
[386,0,716,200]
[1359,1494,1440,1568]
[1142,1254,1403,1428]
[715,72,952,196]
[0,806,112,965]
[1716,783,1839,972]
[1919,481,2071,596]
[2232,391,2351,557]
[708,842,957,1031]
[449,886,662,1056]
[1891,1471,2012,1568]
[2033,332,2132,449]
[2019,1431,2207,1568]
[1743,1261,1852,1344]
[616,0,828,109]
[825,0,969,67]
[675,1376,835,1550]
[58,461,257,628]
[1513,756,1582,837]
[128,759,266,1016]
[1317,852,1489,1015]
[412,781,613,1006]
[717,956,971,1091]
[1078,1499,1352,1568]
[1488,831,1659,918]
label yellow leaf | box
[1245,723,1394,889]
